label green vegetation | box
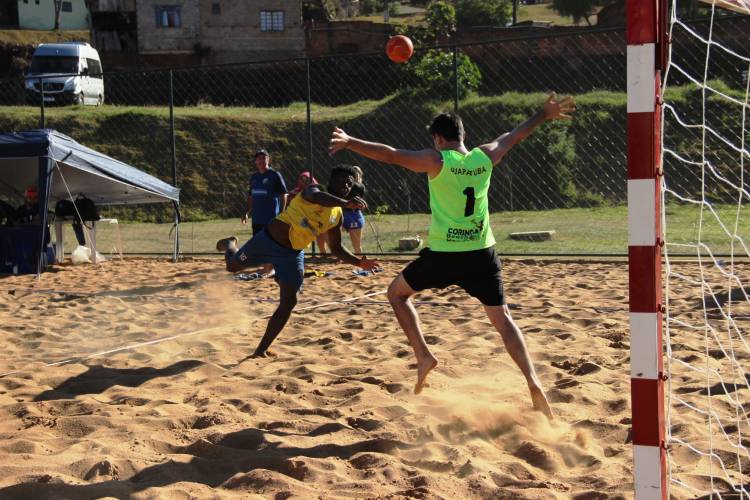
[455,0,511,27]
[0,29,89,46]
[407,50,481,99]
[71,203,749,256]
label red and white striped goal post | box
[627,0,669,498]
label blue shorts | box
[343,209,365,231]
[228,229,304,290]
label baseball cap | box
[254,148,269,158]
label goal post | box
[627,0,668,498]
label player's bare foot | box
[530,384,553,420]
[216,236,238,252]
[414,355,438,394]
[250,350,276,359]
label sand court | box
[0,257,727,498]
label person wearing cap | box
[243,149,288,276]
[329,92,576,419]
[15,186,40,224]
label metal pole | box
[39,77,45,129]
[306,57,316,255]
[169,69,179,262]
[453,47,459,114]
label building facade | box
[137,0,305,66]
[17,0,89,30]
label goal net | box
[661,0,750,496]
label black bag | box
[54,197,99,222]
[74,196,100,222]
[54,199,76,218]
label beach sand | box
[0,257,741,498]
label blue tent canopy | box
[0,129,179,205]
[0,130,179,275]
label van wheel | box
[97,94,103,106]
[76,93,84,105]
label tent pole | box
[36,157,53,278]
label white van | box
[24,42,104,106]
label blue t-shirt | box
[249,168,287,224]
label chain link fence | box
[0,16,746,257]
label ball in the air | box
[386,35,414,63]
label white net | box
[662,1,750,497]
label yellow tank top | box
[276,194,343,250]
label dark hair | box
[428,111,464,141]
[348,181,366,200]
[330,164,359,182]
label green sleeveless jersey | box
[428,148,495,252]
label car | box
[24,42,104,106]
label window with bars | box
[155,6,181,27]
[260,11,284,32]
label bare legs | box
[387,274,438,394]
[252,282,298,357]
[386,273,552,418]
[315,234,328,254]
[348,228,363,255]
[217,236,297,357]
[484,304,553,419]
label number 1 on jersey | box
[463,187,475,217]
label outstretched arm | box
[327,222,379,270]
[329,128,442,176]
[480,92,575,166]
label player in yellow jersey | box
[329,93,575,419]
[217,165,379,358]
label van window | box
[29,56,79,75]
[86,58,102,78]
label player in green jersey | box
[329,92,575,419]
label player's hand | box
[344,196,367,210]
[329,127,351,155]
[241,213,248,225]
[543,92,575,121]
[359,256,380,271]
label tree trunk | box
[53,0,62,30]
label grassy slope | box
[0,29,90,46]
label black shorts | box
[402,246,505,306]
[252,224,266,235]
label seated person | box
[15,187,40,225]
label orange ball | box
[386,35,414,64]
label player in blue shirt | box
[242,148,288,276]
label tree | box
[406,49,482,100]
[454,0,511,28]
[550,0,605,26]
[425,1,456,41]
[53,0,62,30]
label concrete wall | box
[136,0,200,54]
[199,0,304,64]
[137,0,304,65]
[18,0,89,30]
